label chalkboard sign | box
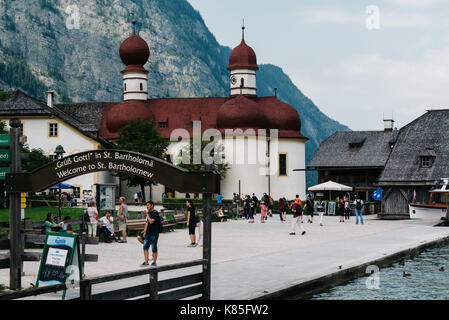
[36,232,82,299]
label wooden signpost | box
[8,119,21,290]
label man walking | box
[289,200,306,236]
[142,201,161,267]
[354,195,364,225]
[305,194,314,223]
[117,197,128,243]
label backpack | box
[356,200,362,210]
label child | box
[260,203,267,223]
[59,216,73,234]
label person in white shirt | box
[99,211,115,242]
[353,195,364,225]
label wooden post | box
[202,192,212,300]
[79,280,91,300]
[81,231,86,277]
[149,269,159,300]
[8,118,22,290]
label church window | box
[279,153,288,176]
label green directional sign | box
[0,134,10,146]
[0,168,10,180]
[0,150,10,162]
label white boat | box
[409,179,449,220]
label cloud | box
[294,46,449,130]
[389,0,444,8]
[298,6,445,29]
[298,7,362,24]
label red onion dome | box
[119,32,150,66]
[227,39,258,71]
[266,98,301,132]
[106,100,154,133]
[217,95,267,130]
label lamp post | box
[54,145,65,220]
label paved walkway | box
[2,214,448,299]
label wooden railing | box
[0,259,208,300]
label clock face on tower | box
[230,75,237,85]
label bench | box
[126,219,147,231]
[173,214,187,227]
[162,216,175,232]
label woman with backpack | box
[353,195,364,225]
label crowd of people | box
[228,192,366,235]
[43,191,366,268]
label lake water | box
[312,244,449,300]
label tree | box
[177,139,229,180]
[0,120,7,134]
[114,118,169,201]
[21,144,52,172]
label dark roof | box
[55,102,105,133]
[0,90,53,116]
[379,110,449,184]
[308,130,397,168]
[0,90,111,147]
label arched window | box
[240,78,245,87]
[140,83,143,91]
[124,83,127,91]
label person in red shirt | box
[289,200,306,235]
[278,198,286,222]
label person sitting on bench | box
[98,211,116,243]
[44,213,62,234]
[57,216,73,234]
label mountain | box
[0,0,349,186]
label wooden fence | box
[0,259,208,300]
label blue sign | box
[372,188,382,201]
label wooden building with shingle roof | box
[309,111,449,219]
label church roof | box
[228,39,258,71]
[100,96,307,140]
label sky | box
[187,0,449,130]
